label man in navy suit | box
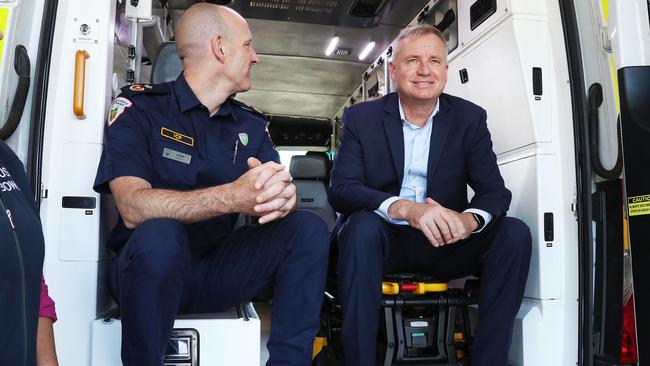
[328,24,532,366]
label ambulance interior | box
[0,0,636,365]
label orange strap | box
[73,50,89,119]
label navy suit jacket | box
[328,92,511,226]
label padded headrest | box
[289,155,326,179]
[151,42,183,84]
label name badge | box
[162,147,192,165]
[160,127,195,147]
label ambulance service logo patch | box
[108,97,133,127]
[238,132,249,146]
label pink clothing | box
[40,276,57,322]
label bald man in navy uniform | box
[94,5,328,366]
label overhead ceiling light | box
[358,41,376,60]
[325,36,340,56]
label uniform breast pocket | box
[152,139,203,188]
[219,146,258,178]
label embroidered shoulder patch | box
[129,84,152,92]
[108,97,133,127]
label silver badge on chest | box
[162,147,192,165]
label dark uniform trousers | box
[337,211,532,366]
[109,210,329,366]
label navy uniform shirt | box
[94,74,279,253]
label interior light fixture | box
[358,41,376,60]
[325,36,340,56]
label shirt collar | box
[214,97,234,118]
[173,73,202,112]
[172,74,235,119]
[398,96,439,129]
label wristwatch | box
[470,212,485,232]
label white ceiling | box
[160,0,429,120]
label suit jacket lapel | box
[382,94,405,184]
[427,95,452,193]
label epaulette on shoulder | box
[230,98,268,122]
[119,83,169,98]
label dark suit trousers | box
[337,211,532,366]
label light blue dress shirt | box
[374,97,492,232]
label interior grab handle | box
[0,45,31,140]
[73,50,90,119]
[435,9,456,33]
[588,83,622,179]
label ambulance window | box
[363,57,387,100]
[421,0,459,54]
[363,62,387,101]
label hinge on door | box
[40,184,48,200]
[571,199,578,219]
[600,27,612,53]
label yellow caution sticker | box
[0,7,10,68]
[628,194,650,217]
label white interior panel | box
[509,0,551,17]
[511,19,554,143]
[92,307,261,366]
[59,142,105,261]
[45,262,101,366]
[458,0,510,47]
[500,155,563,300]
[460,20,546,154]
[443,63,465,100]
[510,299,577,366]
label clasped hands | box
[230,157,296,224]
[389,198,479,247]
